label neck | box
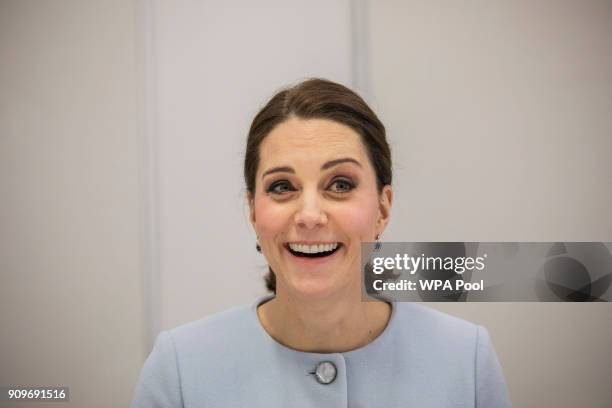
[257,291,391,353]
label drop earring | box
[256,236,261,253]
[374,234,381,251]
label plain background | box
[1,1,611,407]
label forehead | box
[259,118,368,166]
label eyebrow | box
[261,157,362,179]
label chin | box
[282,274,353,301]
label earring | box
[374,234,381,251]
[256,236,261,253]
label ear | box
[247,191,256,225]
[376,185,393,234]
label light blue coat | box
[132,297,511,407]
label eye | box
[328,178,355,193]
[267,180,295,195]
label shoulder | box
[167,301,260,357]
[170,302,254,340]
[390,302,511,407]
[387,302,483,367]
[392,302,480,343]
[131,301,262,407]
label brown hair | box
[244,78,392,292]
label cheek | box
[253,197,290,239]
[332,196,379,239]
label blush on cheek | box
[334,200,379,239]
[253,197,289,240]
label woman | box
[132,78,511,407]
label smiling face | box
[249,117,392,301]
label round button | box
[314,361,337,384]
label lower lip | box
[284,245,342,266]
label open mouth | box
[285,243,342,259]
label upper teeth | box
[289,243,338,254]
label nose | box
[294,191,327,229]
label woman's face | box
[249,117,392,300]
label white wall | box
[0,1,144,407]
[369,0,612,242]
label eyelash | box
[329,178,355,193]
[266,178,356,195]
[266,181,294,195]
